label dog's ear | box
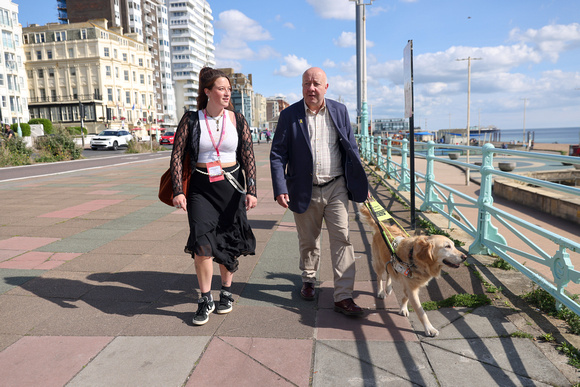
[414,237,433,261]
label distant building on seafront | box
[23,19,155,135]
[0,0,30,126]
[57,0,176,128]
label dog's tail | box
[359,203,382,233]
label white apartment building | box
[23,19,155,134]
[0,0,29,126]
[167,0,215,114]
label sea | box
[496,127,580,144]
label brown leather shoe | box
[334,298,364,316]
[300,282,315,301]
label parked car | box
[90,130,133,150]
[160,131,175,145]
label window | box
[48,69,54,77]
[47,50,52,59]
[0,74,3,86]
[23,34,28,44]
[140,74,144,84]
[38,69,44,78]
[104,47,110,57]
[34,33,45,43]
[80,29,87,39]
[36,50,42,60]
[106,66,111,77]
[117,88,121,102]
[25,51,31,61]
[54,31,66,41]
[126,91,130,104]
[107,88,113,102]
[115,67,119,78]
[122,53,127,62]
[138,58,143,66]
[70,67,76,76]
[132,71,136,82]
[113,49,117,58]
[124,70,129,81]
[68,48,74,58]
[72,87,78,99]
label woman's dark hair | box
[196,67,233,110]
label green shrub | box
[10,123,31,137]
[34,128,82,162]
[522,287,580,335]
[125,139,168,153]
[0,137,33,166]
[28,118,53,135]
[65,126,88,135]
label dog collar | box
[389,247,415,278]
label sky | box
[14,0,580,130]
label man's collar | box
[304,99,326,115]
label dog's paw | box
[386,285,393,295]
[399,307,409,317]
[377,290,386,299]
[425,326,439,337]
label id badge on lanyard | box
[204,109,226,182]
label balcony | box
[28,92,102,104]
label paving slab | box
[0,336,113,387]
[67,336,209,387]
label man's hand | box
[275,194,290,208]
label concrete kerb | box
[363,164,580,381]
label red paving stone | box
[221,337,313,387]
[0,336,113,387]
[39,199,123,218]
[189,337,306,386]
[0,250,25,262]
[0,236,60,250]
[0,252,81,270]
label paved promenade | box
[0,143,578,386]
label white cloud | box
[215,10,272,41]
[333,32,374,48]
[274,55,311,77]
[284,22,295,29]
[305,0,355,20]
[509,23,580,62]
[323,59,336,68]
[214,10,277,62]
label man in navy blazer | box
[270,67,368,316]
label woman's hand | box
[245,194,257,211]
[172,194,187,212]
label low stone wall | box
[493,176,580,225]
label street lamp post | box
[351,0,373,155]
[521,98,528,148]
[456,56,481,185]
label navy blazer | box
[270,98,368,214]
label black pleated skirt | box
[185,164,256,272]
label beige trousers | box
[293,177,356,302]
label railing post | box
[386,137,393,177]
[420,141,442,212]
[377,136,383,170]
[469,143,506,255]
[398,139,410,191]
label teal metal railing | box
[357,135,580,315]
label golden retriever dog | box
[360,204,466,337]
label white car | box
[90,130,134,150]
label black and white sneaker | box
[192,296,215,326]
[216,290,234,314]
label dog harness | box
[364,198,414,278]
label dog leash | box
[364,196,415,277]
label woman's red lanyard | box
[203,109,226,182]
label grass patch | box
[489,257,514,271]
[522,287,580,335]
[422,293,491,311]
[125,139,168,153]
[557,342,580,369]
[510,331,534,339]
